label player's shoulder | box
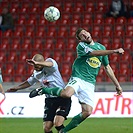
[95,42,106,50]
[46,58,56,63]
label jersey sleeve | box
[102,55,109,66]
[77,42,93,57]
[27,74,38,85]
[45,58,58,70]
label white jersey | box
[0,68,3,84]
[27,58,65,98]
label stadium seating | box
[0,0,132,82]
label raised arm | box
[90,48,124,56]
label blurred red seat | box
[27,18,37,25]
[0,50,7,62]
[94,18,103,24]
[61,63,72,76]
[2,30,13,37]
[116,17,127,24]
[15,63,26,75]
[18,51,29,62]
[71,14,82,24]
[104,17,115,24]
[53,51,63,65]
[103,30,113,37]
[96,2,107,12]
[126,24,133,32]
[111,42,122,49]
[61,13,71,24]
[42,51,52,59]
[112,37,122,44]
[127,17,133,24]
[85,2,95,12]
[69,25,78,36]
[109,54,119,62]
[24,31,34,37]
[101,37,111,49]
[3,75,12,82]
[114,30,124,37]
[14,75,23,82]
[63,51,75,63]
[118,76,127,82]
[7,51,18,63]
[13,30,24,37]
[120,52,132,62]
[92,30,101,38]
[73,2,84,12]
[19,7,29,13]
[4,63,15,75]
[114,24,124,31]
[103,24,113,31]
[36,30,45,37]
[17,18,26,25]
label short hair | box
[75,28,84,40]
[32,54,44,62]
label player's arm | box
[89,48,124,56]
[0,84,5,96]
[104,64,122,95]
[26,59,53,67]
[6,81,31,92]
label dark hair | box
[75,28,84,40]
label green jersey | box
[71,42,109,85]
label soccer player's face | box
[78,30,92,43]
[34,64,43,71]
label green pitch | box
[0,118,132,133]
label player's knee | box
[43,124,52,133]
[60,88,74,98]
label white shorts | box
[65,77,95,108]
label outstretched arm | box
[104,64,122,95]
[26,59,53,67]
[0,84,5,97]
[6,81,31,92]
[90,48,124,56]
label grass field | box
[0,118,132,133]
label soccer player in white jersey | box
[0,68,5,97]
[7,54,71,133]
[30,28,124,133]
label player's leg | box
[29,85,75,98]
[54,97,71,132]
[43,121,53,133]
[60,79,95,133]
[43,98,57,133]
[60,104,93,133]
[54,115,65,132]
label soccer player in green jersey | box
[30,28,124,133]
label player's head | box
[32,54,44,71]
[76,28,92,43]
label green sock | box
[42,87,62,96]
[63,113,85,132]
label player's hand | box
[114,48,124,54]
[116,86,122,96]
[6,88,18,92]
[26,59,35,65]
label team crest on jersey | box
[86,57,101,68]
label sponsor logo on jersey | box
[86,57,101,68]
